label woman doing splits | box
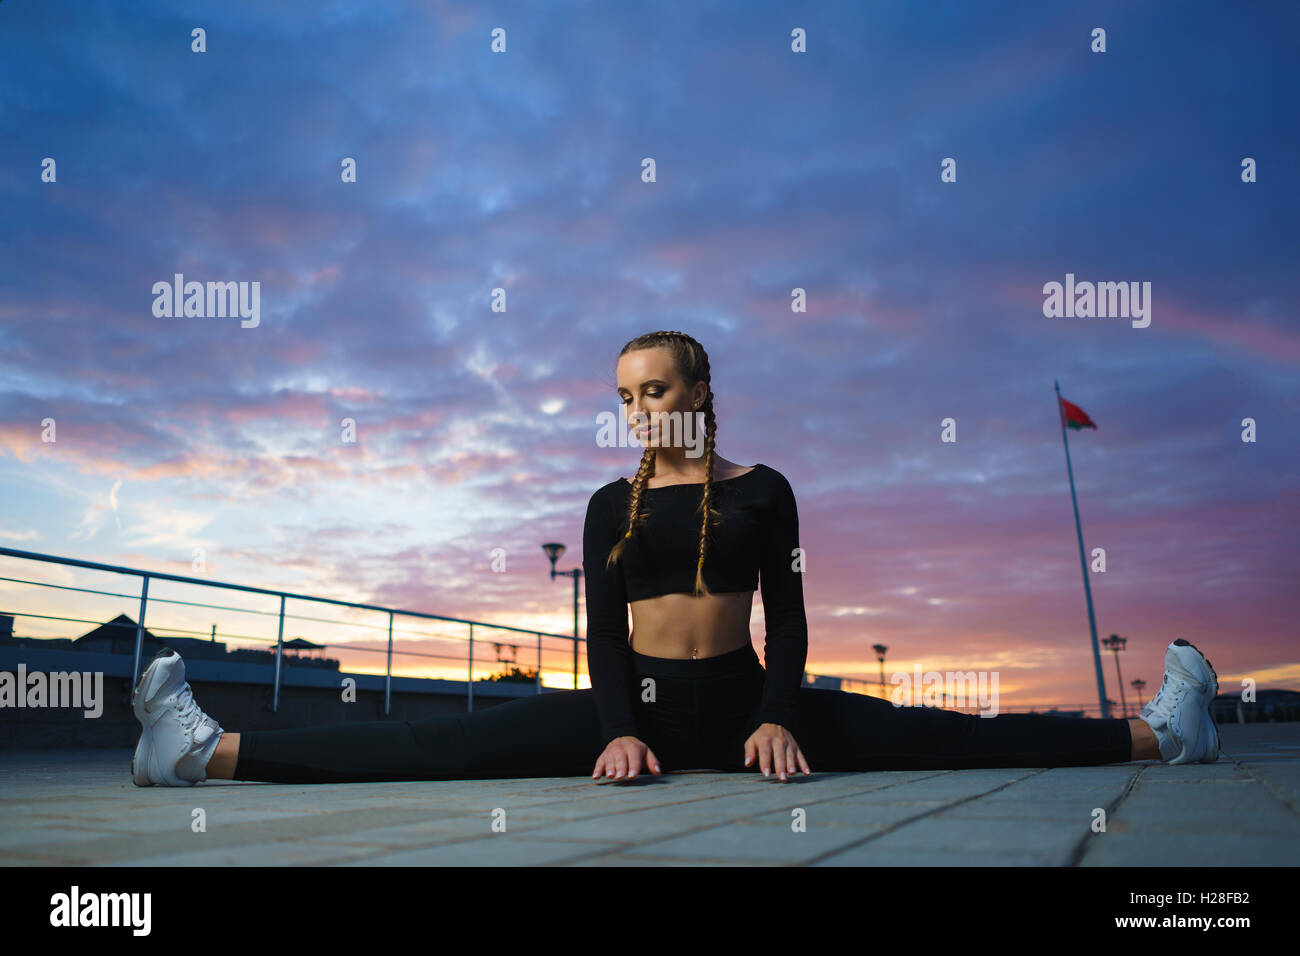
[129,331,1222,787]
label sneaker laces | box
[171,683,209,740]
[1144,672,1188,722]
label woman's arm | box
[754,471,809,733]
[582,488,643,746]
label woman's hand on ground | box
[744,723,811,781]
[592,735,661,781]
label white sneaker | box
[1138,639,1221,765]
[131,647,224,786]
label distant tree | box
[478,664,539,684]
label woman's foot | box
[131,647,224,786]
[1138,639,1221,764]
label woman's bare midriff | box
[629,590,755,659]
[622,461,758,659]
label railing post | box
[385,610,394,716]
[573,572,579,691]
[467,623,473,713]
[271,594,285,712]
[536,632,542,694]
[131,575,150,689]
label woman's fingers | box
[796,745,812,776]
[596,734,804,783]
[592,739,661,782]
[776,740,791,781]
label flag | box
[1059,396,1097,430]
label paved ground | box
[2,722,1297,866]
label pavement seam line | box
[794,768,1055,866]
[1066,764,1144,867]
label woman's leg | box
[220,688,606,783]
[791,688,1136,771]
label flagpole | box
[1055,380,1109,719]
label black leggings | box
[231,643,1134,783]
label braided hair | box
[604,331,722,598]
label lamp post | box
[1102,634,1128,717]
[873,643,888,702]
[542,542,582,690]
[1131,677,1146,713]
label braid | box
[692,357,719,598]
[604,330,722,599]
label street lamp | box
[1131,677,1146,713]
[1102,634,1128,717]
[542,542,582,690]
[873,644,888,702]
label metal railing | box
[0,547,583,715]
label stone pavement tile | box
[654,770,948,798]
[1078,831,1296,866]
[333,837,622,866]
[3,804,493,864]
[106,839,389,867]
[1140,763,1249,781]
[972,786,1130,803]
[26,806,315,829]
[729,770,946,795]
[938,800,1107,823]
[745,802,940,830]
[1238,764,1300,804]
[812,845,1061,866]
[829,778,1031,804]
[0,826,128,851]
[947,784,1134,815]
[986,780,1136,798]
[1011,766,1137,782]
[1106,785,1300,837]
[976,781,1131,798]
[624,820,870,863]
[797,794,952,813]
[874,770,1035,790]
[510,805,734,842]
[308,816,515,847]
[565,852,746,866]
[476,793,695,822]
[209,785,577,812]
[830,814,1085,863]
[3,830,203,865]
[625,787,815,818]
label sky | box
[1,0,1297,715]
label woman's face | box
[616,348,702,448]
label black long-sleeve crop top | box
[581,462,808,747]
